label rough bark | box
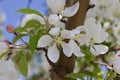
[49,0,90,80]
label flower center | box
[54,37,62,44]
[74,34,80,40]
[90,38,97,45]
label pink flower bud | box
[6,25,15,33]
[3,40,11,44]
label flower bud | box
[3,40,11,44]
[6,25,16,33]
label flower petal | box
[61,2,80,17]
[113,52,120,74]
[38,35,53,47]
[47,0,66,13]
[61,30,73,39]
[61,42,72,57]
[77,34,90,46]
[55,21,65,29]
[47,44,59,63]
[49,27,60,36]
[71,29,80,35]
[48,14,60,25]
[96,30,109,43]
[69,40,84,57]
[90,44,108,56]
[0,42,8,54]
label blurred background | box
[0,0,50,80]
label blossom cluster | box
[0,0,109,63]
[35,0,108,63]
[88,0,120,75]
[1,0,120,78]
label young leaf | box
[27,20,46,52]
[0,52,7,59]
[15,27,23,32]
[13,34,27,44]
[81,45,95,65]
[22,20,43,31]
[18,53,28,77]
[66,71,94,79]
[16,8,43,17]
[29,35,40,53]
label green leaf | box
[13,34,27,44]
[26,20,46,53]
[15,27,23,32]
[16,8,43,17]
[81,46,95,65]
[22,20,43,32]
[0,53,7,59]
[29,35,40,53]
[18,53,28,77]
[66,71,95,79]
[106,71,116,80]
[77,58,84,69]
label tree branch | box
[66,0,90,30]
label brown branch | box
[66,0,90,30]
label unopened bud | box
[6,25,16,34]
[3,40,11,44]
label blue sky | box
[0,0,48,41]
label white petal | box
[48,14,60,25]
[113,52,120,74]
[61,42,72,57]
[90,45,108,56]
[61,2,80,17]
[55,21,65,29]
[20,14,45,27]
[38,35,53,47]
[77,34,90,46]
[76,26,88,33]
[49,27,60,36]
[61,30,73,39]
[47,0,66,13]
[0,42,8,54]
[96,30,109,43]
[71,29,80,35]
[69,40,84,57]
[48,44,59,63]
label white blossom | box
[69,40,84,57]
[48,14,60,25]
[113,52,120,74]
[38,28,73,62]
[61,28,85,57]
[46,0,79,26]
[47,0,79,17]
[46,0,66,13]
[85,18,109,56]
[113,22,120,45]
